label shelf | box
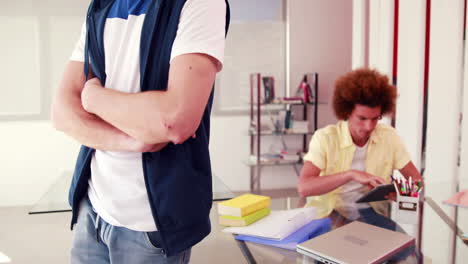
[244,160,302,167]
[249,130,315,136]
[248,72,319,192]
[250,101,326,108]
[262,101,314,106]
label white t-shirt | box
[70,0,226,231]
[335,142,371,220]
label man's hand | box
[348,170,386,188]
[384,192,397,201]
[53,61,163,152]
[81,77,103,113]
[125,136,169,153]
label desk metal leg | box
[235,239,257,264]
[417,199,424,264]
[425,196,466,264]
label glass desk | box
[28,174,468,263]
[193,191,468,264]
[29,171,235,214]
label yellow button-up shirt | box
[303,121,411,218]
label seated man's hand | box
[384,192,397,201]
[349,170,386,189]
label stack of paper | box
[223,207,317,240]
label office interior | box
[1,0,467,263]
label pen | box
[413,181,420,193]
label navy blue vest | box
[69,0,230,256]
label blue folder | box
[235,217,331,251]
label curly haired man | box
[298,68,422,263]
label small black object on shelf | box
[262,76,275,104]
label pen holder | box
[394,193,421,225]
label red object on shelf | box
[296,75,313,103]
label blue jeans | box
[71,198,191,264]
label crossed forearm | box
[52,91,144,152]
[82,84,171,145]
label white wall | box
[368,0,394,77]
[352,0,368,69]
[0,122,80,206]
[367,0,394,126]
[395,0,426,173]
[288,0,352,128]
[366,0,468,262]
[424,1,465,263]
[425,0,464,185]
[0,0,89,207]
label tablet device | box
[355,184,396,203]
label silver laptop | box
[296,221,415,264]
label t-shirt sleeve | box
[70,20,87,62]
[170,0,226,72]
[303,131,327,170]
[392,131,412,170]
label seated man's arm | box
[81,53,218,145]
[298,161,385,197]
[51,61,160,152]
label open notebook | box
[222,207,317,240]
[235,217,331,251]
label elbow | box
[168,132,192,145]
[164,112,200,144]
[145,113,199,144]
[297,175,309,198]
[297,182,308,198]
[166,122,198,144]
[297,170,309,198]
